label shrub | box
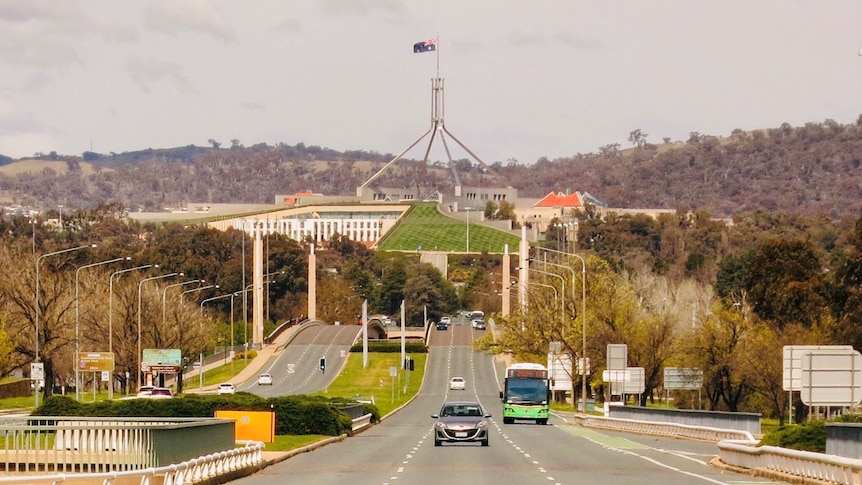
[758,420,825,452]
[34,393,355,437]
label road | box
[238,324,361,395]
[231,318,787,484]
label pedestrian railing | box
[0,440,264,485]
[718,439,862,485]
[0,416,235,474]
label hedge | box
[34,393,379,437]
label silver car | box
[432,401,491,446]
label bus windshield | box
[505,378,548,403]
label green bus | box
[499,363,551,424]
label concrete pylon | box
[253,227,263,347]
[308,244,316,320]
[502,244,511,317]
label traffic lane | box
[244,325,359,396]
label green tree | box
[746,240,826,328]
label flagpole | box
[436,35,440,78]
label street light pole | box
[535,246,588,413]
[162,279,203,329]
[34,243,96,407]
[75,256,128,401]
[527,267,565,338]
[137,272,179,389]
[199,292,233,390]
[109,264,154,398]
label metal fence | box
[0,416,235,474]
[0,440,264,485]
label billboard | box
[78,352,115,372]
[783,345,853,392]
[799,349,862,406]
[548,352,572,391]
[664,367,703,390]
[142,348,182,373]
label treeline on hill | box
[1,117,861,217]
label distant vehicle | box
[472,319,486,330]
[432,400,491,446]
[217,383,236,395]
[450,376,466,390]
[258,373,273,385]
[440,316,451,325]
[436,321,448,330]
[149,387,173,399]
[470,310,485,321]
[136,385,155,398]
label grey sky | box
[1,1,860,165]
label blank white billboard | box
[783,345,853,392]
[800,349,862,406]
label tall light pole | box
[181,284,218,306]
[199,292,233,390]
[138,272,179,388]
[35,243,97,407]
[75,256,128,401]
[162,279,203,329]
[57,205,63,230]
[527,267,565,337]
[230,292,240,375]
[535,246,587,413]
[109,264,154,398]
[29,218,36,254]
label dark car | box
[436,321,448,330]
[432,401,491,446]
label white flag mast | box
[356,35,491,199]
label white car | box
[440,316,451,325]
[449,376,466,391]
[136,385,155,398]
[258,373,273,385]
[149,387,173,399]
[217,383,236,395]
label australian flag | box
[413,38,437,53]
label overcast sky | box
[1,1,861,165]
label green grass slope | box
[376,203,522,254]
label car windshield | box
[441,404,483,417]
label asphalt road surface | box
[230,319,788,485]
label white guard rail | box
[0,440,264,485]
[574,414,756,442]
[572,413,862,484]
[718,439,862,485]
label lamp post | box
[75,256,128,401]
[137,272,179,388]
[527,267,565,337]
[109,264,154,398]
[162,279,203,329]
[58,205,63,231]
[181,284,218,306]
[535,246,587,414]
[230,292,240,375]
[199,292,233,390]
[34,243,96,407]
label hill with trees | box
[1,117,861,218]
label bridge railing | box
[0,416,235,474]
[0,440,264,485]
[571,412,862,484]
[718,439,862,485]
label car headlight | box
[435,422,448,430]
[477,420,488,429]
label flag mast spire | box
[356,35,491,199]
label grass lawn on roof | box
[377,203,521,254]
